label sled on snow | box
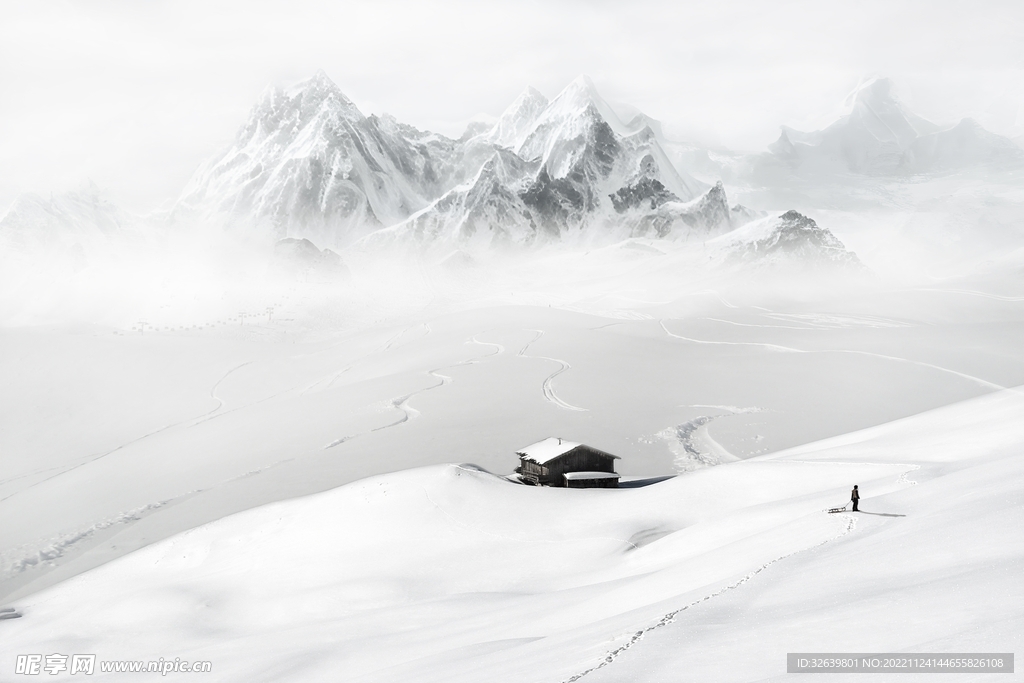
[827,503,849,514]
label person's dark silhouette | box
[851,485,860,512]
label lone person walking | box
[851,485,860,512]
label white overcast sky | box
[1,0,1022,212]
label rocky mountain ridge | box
[2,72,939,269]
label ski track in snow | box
[896,465,920,486]
[762,312,911,329]
[899,288,1024,302]
[327,334,505,446]
[303,324,435,398]
[659,319,799,352]
[702,317,815,331]
[706,312,912,330]
[659,319,1008,392]
[517,330,588,412]
[2,323,448,579]
[820,349,1006,392]
[0,360,259,505]
[562,512,860,682]
[206,361,256,414]
[686,404,765,414]
[563,460,920,680]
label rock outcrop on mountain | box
[367,150,539,251]
[622,180,734,240]
[711,210,861,268]
[269,237,349,282]
[513,76,705,211]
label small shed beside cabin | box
[564,471,620,489]
[516,437,620,488]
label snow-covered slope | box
[762,78,1021,177]
[268,237,349,282]
[363,150,541,251]
[766,78,939,173]
[4,387,1020,682]
[711,210,861,268]
[173,71,467,248]
[0,183,144,260]
[482,86,550,150]
[901,117,1024,172]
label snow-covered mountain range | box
[762,78,1022,175]
[0,182,144,265]
[365,76,751,252]
[8,72,1015,264]
[171,73,743,252]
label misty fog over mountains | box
[5,71,1019,274]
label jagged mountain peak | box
[843,77,937,146]
[764,77,945,173]
[486,86,550,149]
[245,71,364,142]
[283,69,356,107]
[540,74,625,133]
[844,77,895,109]
[560,74,600,101]
[519,85,548,102]
[763,76,1022,177]
[515,75,676,186]
[174,71,466,247]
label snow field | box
[3,285,1021,605]
[3,387,1021,682]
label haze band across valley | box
[1,4,1022,681]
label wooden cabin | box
[516,437,620,488]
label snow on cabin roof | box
[516,437,619,465]
[516,437,581,464]
[563,471,620,480]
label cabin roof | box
[517,437,579,464]
[516,437,619,465]
[564,471,620,480]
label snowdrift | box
[4,387,1022,682]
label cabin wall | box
[544,447,616,486]
[519,458,546,485]
[566,477,619,489]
